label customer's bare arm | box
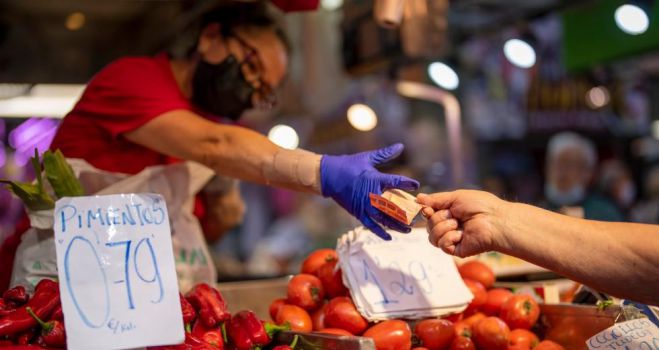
[418,190,659,304]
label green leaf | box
[0,180,55,210]
[43,149,85,197]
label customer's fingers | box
[427,218,459,246]
[436,229,464,255]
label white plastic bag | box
[10,159,216,293]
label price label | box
[54,194,184,350]
[338,228,473,320]
[587,319,659,350]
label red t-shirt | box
[50,54,192,173]
[1,55,205,291]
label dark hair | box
[170,1,290,58]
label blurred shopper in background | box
[540,132,623,221]
[631,164,659,224]
[598,159,637,218]
[419,190,659,305]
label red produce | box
[472,317,510,350]
[363,320,412,350]
[499,295,540,330]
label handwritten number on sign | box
[64,236,111,329]
[409,261,433,294]
[133,238,164,304]
[362,259,398,305]
[389,262,414,296]
[106,240,135,310]
[65,235,164,329]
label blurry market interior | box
[1,0,659,280]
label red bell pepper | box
[191,320,224,349]
[26,307,66,348]
[0,280,59,337]
[226,310,289,350]
[3,286,29,306]
[148,333,219,350]
[185,284,230,328]
[15,327,35,345]
[0,297,15,317]
[50,304,63,321]
[180,293,197,330]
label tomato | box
[363,320,412,350]
[316,260,349,298]
[458,261,495,289]
[499,295,540,330]
[316,328,354,336]
[312,303,328,330]
[301,249,338,275]
[472,317,510,350]
[534,340,565,350]
[287,274,325,311]
[413,348,431,350]
[269,298,288,321]
[450,337,475,350]
[482,289,513,316]
[508,329,539,349]
[275,304,313,332]
[455,313,485,338]
[324,296,369,335]
[415,319,455,350]
[463,279,487,315]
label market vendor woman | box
[1,2,418,291]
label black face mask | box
[191,55,254,121]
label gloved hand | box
[320,143,420,240]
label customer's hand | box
[417,190,507,257]
[321,143,420,240]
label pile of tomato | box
[268,249,567,350]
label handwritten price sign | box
[338,228,473,320]
[54,194,184,350]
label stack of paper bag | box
[337,227,473,321]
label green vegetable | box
[1,148,85,211]
[0,149,54,210]
[42,149,85,197]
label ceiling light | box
[347,104,378,131]
[0,84,85,118]
[503,39,536,68]
[428,62,459,90]
[321,0,343,10]
[585,86,610,109]
[268,124,299,149]
[615,4,649,35]
[65,12,86,31]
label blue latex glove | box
[320,143,420,240]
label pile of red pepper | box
[0,279,66,349]
[148,283,293,350]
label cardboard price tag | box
[54,194,184,350]
[586,318,659,350]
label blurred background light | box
[503,38,537,68]
[347,103,378,131]
[65,12,86,31]
[0,84,85,118]
[585,86,611,109]
[652,120,659,140]
[321,0,343,11]
[615,4,649,35]
[8,118,59,166]
[268,124,299,149]
[428,62,459,90]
